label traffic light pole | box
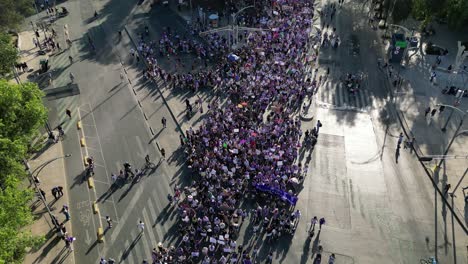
[441,108,454,132]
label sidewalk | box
[18,28,75,264]
[16,28,53,86]
[23,140,75,264]
[379,21,468,230]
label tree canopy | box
[389,0,468,30]
[0,33,19,78]
[0,80,47,141]
[0,79,47,263]
[0,0,35,31]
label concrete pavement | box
[16,24,76,264]
[23,140,75,264]
[20,0,467,263]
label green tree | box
[445,0,468,29]
[391,0,413,23]
[0,80,47,263]
[0,33,19,78]
[412,0,468,29]
[0,0,35,31]
[0,174,35,263]
[0,80,47,141]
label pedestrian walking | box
[161,117,167,128]
[59,223,67,238]
[120,72,124,82]
[39,188,46,201]
[33,38,38,48]
[328,253,335,264]
[66,109,72,119]
[56,186,63,197]
[429,71,436,83]
[137,220,145,233]
[51,214,60,228]
[430,108,437,117]
[319,217,325,230]
[316,120,322,134]
[111,173,117,183]
[397,132,404,146]
[266,252,273,264]
[48,72,53,85]
[405,137,415,153]
[106,216,113,228]
[309,216,318,231]
[65,235,75,251]
[160,148,166,161]
[62,205,71,221]
[424,107,431,117]
[179,134,185,146]
[52,187,58,200]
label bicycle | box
[144,160,156,170]
[420,257,436,264]
[57,128,66,141]
[144,155,156,170]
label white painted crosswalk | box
[316,81,372,111]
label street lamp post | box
[232,5,254,48]
[449,167,468,264]
[437,104,467,132]
[24,154,72,229]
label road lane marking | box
[76,106,101,255]
[147,198,157,223]
[140,223,152,260]
[143,207,157,248]
[110,183,144,243]
[86,103,120,222]
[151,189,166,240]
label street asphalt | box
[31,0,467,263]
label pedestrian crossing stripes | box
[142,208,158,248]
[108,173,175,263]
[316,81,372,111]
[49,43,80,88]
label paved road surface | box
[35,0,466,263]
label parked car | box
[425,42,448,55]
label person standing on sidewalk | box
[316,120,322,134]
[161,117,167,128]
[319,217,326,230]
[309,216,318,231]
[52,187,58,200]
[62,204,71,221]
[66,109,72,119]
[57,186,64,197]
[397,132,404,146]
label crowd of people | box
[143,0,326,263]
